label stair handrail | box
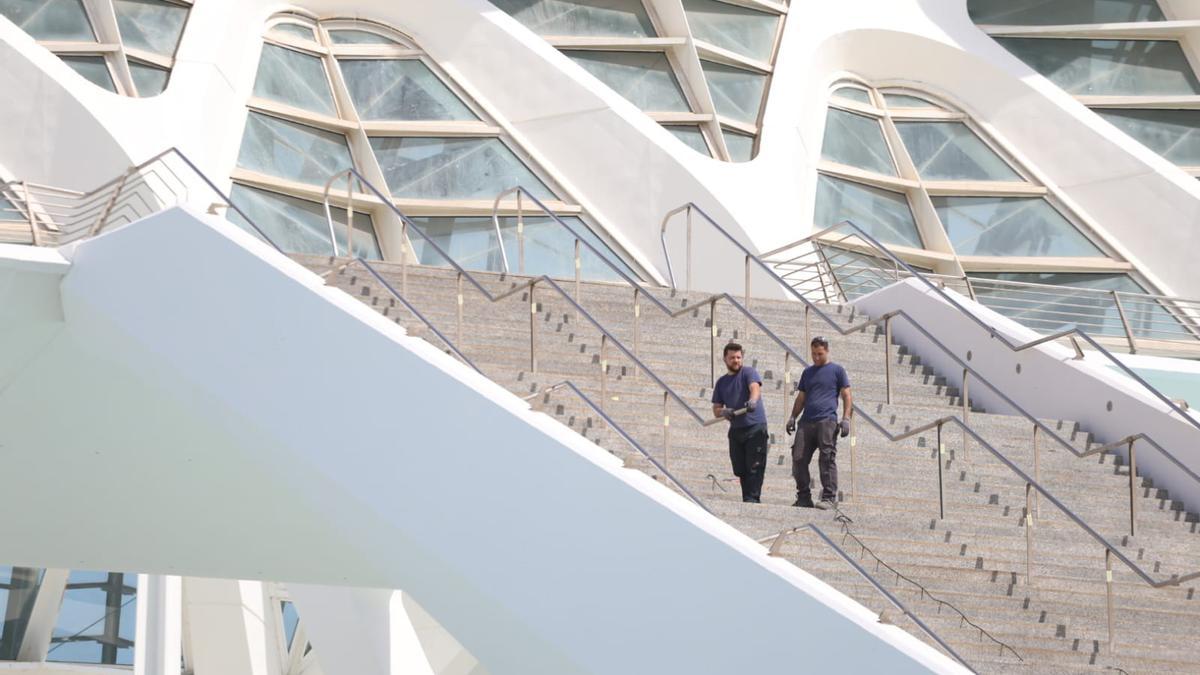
[757,217,1200,437]
[323,254,977,673]
[761,524,982,671]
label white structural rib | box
[0,209,963,675]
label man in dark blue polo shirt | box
[786,336,853,509]
[711,342,769,503]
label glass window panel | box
[814,175,923,248]
[113,0,188,58]
[129,60,169,96]
[280,601,300,651]
[371,137,555,201]
[0,567,43,660]
[970,272,1183,340]
[566,50,690,112]
[895,121,1020,181]
[1095,109,1200,166]
[252,43,337,116]
[724,130,755,161]
[236,112,354,186]
[407,215,632,281]
[0,0,94,41]
[327,28,399,44]
[821,108,896,176]
[832,87,872,105]
[681,0,779,63]
[665,125,711,156]
[883,93,939,108]
[932,196,1104,257]
[0,193,24,221]
[338,59,477,121]
[47,572,137,666]
[490,0,656,38]
[995,38,1200,96]
[968,0,1164,25]
[701,60,766,125]
[228,184,381,259]
[272,22,316,41]
[61,55,116,92]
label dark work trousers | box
[728,422,769,502]
[793,419,838,502]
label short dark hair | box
[723,342,744,357]
[810,336,830,349]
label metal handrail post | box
[1105,549,1116,654]
[962,275,977,302]
[1111,290,1138,354]
[89,168,131,237]
[685,205,693,296]
[782,350,791,446]
[633,287,641,379]
[1032,423,1041,520]
[345,175,355,257]
[709,299,717,384]
[936,421,945,519]
[803,304,810,352]
[529,281,537,373]
[487,189,514,274]
[961,369,970,461]
[884,316,893,405]
[401,218,409,296]
[1025,483,1035,586]
[574,238,581,325]
[20,183,39,246]
[600,334,608,411]
[662,390,670,467]
[744,254,752,344]
[517,189,525,275]
[456,272,464,347]
[1127,438,1138,537]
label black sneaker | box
[814,499,837,510]
[792,498,815,508]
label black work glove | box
[746,398,758,412]
[839,417,851,438]
[786,417,797,435]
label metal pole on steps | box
[936,421,945,519]
[744,254,752,344]
[517,190,525,275]
[1025,483,1034,586]
[1112,290,1138,354]
[710,299,717,385]
[600,334,608,411]
[961,369,970,461]
[685,206,693,298]
[529,282,537,373]
[804,305,810,354]
[783,350,791,442]
[1105,548,1116,654]
[662,390,670,468]
[456,272,464,347]
[633,288,640,379]
[884,316,893,405]
[20,183,39,246]
[401,220,408,296]
[1032,424,1041,520]
[574,238,581,325]
[1127,439,1138,537]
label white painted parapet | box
[0,208,961,674]
[856,278,1200,509]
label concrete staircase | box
[302,255,1200,673]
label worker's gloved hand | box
[746,398,758,412]
[839,417,852,438]
[786,417,797,435]
[721,408,736,421]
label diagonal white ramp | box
[0,208,962,674]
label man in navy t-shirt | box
[786,336,853,509]
[711,342,769,503]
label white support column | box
[16,568,68,662]
[135,574,183,675]
[183,578,281,675]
